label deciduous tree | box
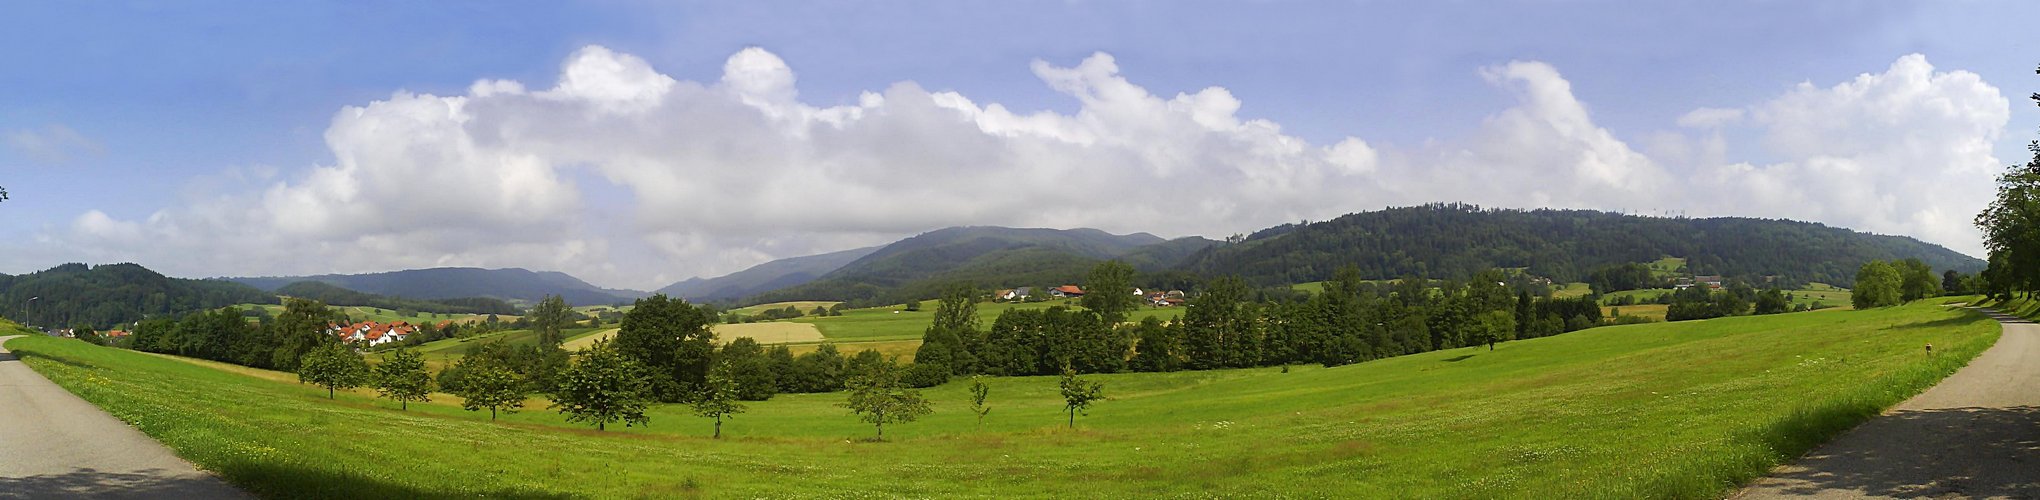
[372,348,433,410]
[613,294,716,402]
[1080,260,1139,325]
[1058,364,1104,429]
[450,355,526,420]
[692,360,746,439]
[552,339,652,431]
[298,342,367,399]
[968,375,991,428]
[840,356,931,441]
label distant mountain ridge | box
[228,267,646,306]
[656,246,882,302]
[746,226,1216,306]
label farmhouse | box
[328,321,417,347]
[1050,285,1086,298]
[997,287,1034,301]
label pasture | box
[3,299,1998,498]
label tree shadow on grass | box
[0,464,579,500]
[1754,406,2040,498]
[0,468,248,499]
[1441,354,1475,362]
[206,460,578,500]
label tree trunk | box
[490,407,497,421]
[875,422,883,441]
[1068,409,1074,429]
[402,401,407,411]
[599,422,605,432]
[328,387,334,399]
[714,417,722,439]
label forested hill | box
[274,281,519,315]
[1177,204,1984,287]
[229,267,645,306]
[746,227,1214,306]
[657,245,881,302]
[0,263,276,328]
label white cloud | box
[32,49,2007,289]
[5,124,102,164]
[1680,54,2007,254]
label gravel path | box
[1735,308,2040,499]
[0,335,247,499]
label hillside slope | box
[1178,203,1984,287]
[747,227,1195,305]
[657,246,880,302]
[229,268,643,306]
[0,263,275,328]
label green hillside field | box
[0,298,1996,498]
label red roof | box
[1055,285,1085,295]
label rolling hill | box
[273,281,518,315]
[656,245,881,303]
[1177,203,1985,287]
[0,262,276,328]
[746,227,1214,306]
[227,267,645,306]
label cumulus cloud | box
[34,48,2008,289]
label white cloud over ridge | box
[42,48,2009,290]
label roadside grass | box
[3,301,1999,498]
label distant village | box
[994,285,1186,307]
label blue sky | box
[2,1,2034,289]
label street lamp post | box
[24,296,39,331]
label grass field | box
[2,299,1999,498]
[1551,282,1593,299]
[728,301,840,316]
[1603,303,1670,321]
[793,300,1186,343]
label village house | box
[997,287,1034,301]
[1050,285,1086,298]
[328,320,417,347]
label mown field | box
[791,300,1187,343]
[2,299,1998,498]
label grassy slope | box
[4,301,1997,498]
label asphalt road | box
[1736,309,2040,499]
[0,335,247,499]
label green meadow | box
[2,299,1996,498]
[790,299,1187,343]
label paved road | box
[0,335,247,499]
[1736,309,2040,499]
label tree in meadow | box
[968,375,992,428]
[450,355,526,421]
[551,339,652,431]
[372,348,433,410]
[840,356,932,441]
[692,360,746,439]
[298,342,368,399]
[1897,258,1941,303]
[1058,364,1105,429]
[613,294,717,402]
[1853,261,1904,309]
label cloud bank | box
[41,48,2010,289]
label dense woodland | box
[276,281,518,315]
[747,227,1213,307]
[0,263,275,329]
[1180,204,1983,290]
